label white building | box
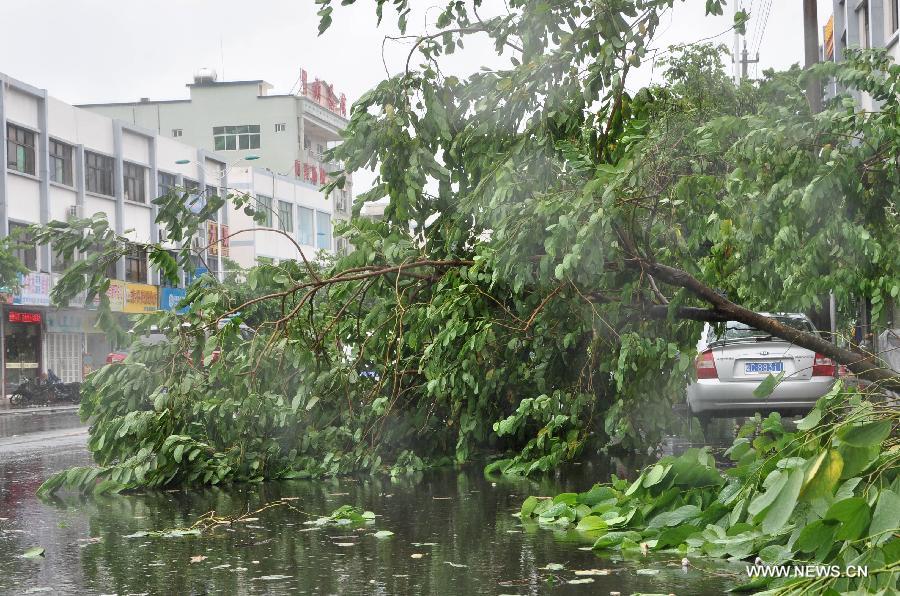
[0,71,335,392]
[77,68,352,241]
[826,1,900,110]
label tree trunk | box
[643,261,900,392]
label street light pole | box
[173,154,259,283]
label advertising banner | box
[124,283,159,313]
[159,287,188,313]
[0,272,52,306]
[105,280,126,312]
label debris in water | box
[373,530,394,538]
[573,569,610,576]
[444,561,468,568]
[567,578,594,584]
[541,563,565,571]
[252,575,292,581]
[335,542,355,547]
[636,569,660,576]
[22,547,45,559]
[211,564,231,570]
[410,553,424,559]
[189,555,207,563]
[681,557,690,568]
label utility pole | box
[740,42,759,80]
[734,1,759,81]
[803,0,823,113]
[801,0,834,340]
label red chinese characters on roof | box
[298,68,347,117]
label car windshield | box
[708,316,814,344]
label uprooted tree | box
[37,0,897,495]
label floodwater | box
[0,413,746,595]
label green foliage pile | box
[520,383,898,594]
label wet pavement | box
[0,409,747,595]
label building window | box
[277,200,293,233]
[6,124,35,175]
[9,222,36,270]
[213,125,260,151]
[49,139,73,186]
[158,171,177,197]
[316,211,332,251]
[125,244,147,283]
[123,162,146,203]
[172,129,183,137]
[257,195,273,227]
[297,207,314,246]
[892,1,899,33]
[85,151,114,196]
[275,123,286,132]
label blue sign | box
[159,287,188,314]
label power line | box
[751,0,773,57]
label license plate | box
[745,362,783,374]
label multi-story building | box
[0,71,336,392]
[77,68,352,247]
[823,2,899,361]
[825,1,900,109]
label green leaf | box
[796,520,838,553]
[869,489,900,545]
[838,420,891,447]
[801,449,843,501]
[22,547,45,558]
[825,497,871,541]
[575,515,607,532]
[521,495,539,518]
[753,371,784,398]
[761,467,803,534]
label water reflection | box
[0,446,744,594]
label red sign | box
[9,311,41,324]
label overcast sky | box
[0,0,833,189]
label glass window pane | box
[213,126,224,135]
[250,135,260,149]
[316,211,332,250]
[226,136,236,150]
[250,125,260,133]
[239,134,249,150]
[214,136,225,151]
[298,207,314,245]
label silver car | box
[687,313,837,423]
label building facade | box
[826,0,900,109]
[77,69,352,239]
[1,71,335,393]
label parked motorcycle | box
[8,371,81,407]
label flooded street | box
[1,409,745,595]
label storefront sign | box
[1,273,52,306]
[124,283,159,313]
[105,280,126,312]
[45,310,103,334]
[159,287,188,313]
[8,310,41,324]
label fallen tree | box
[36,1,899,494]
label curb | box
[0,404,80,417]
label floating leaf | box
[22,547,45,559]
[575,515,607,532]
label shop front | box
[3,308,43,392]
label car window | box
[708,316,813,343]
